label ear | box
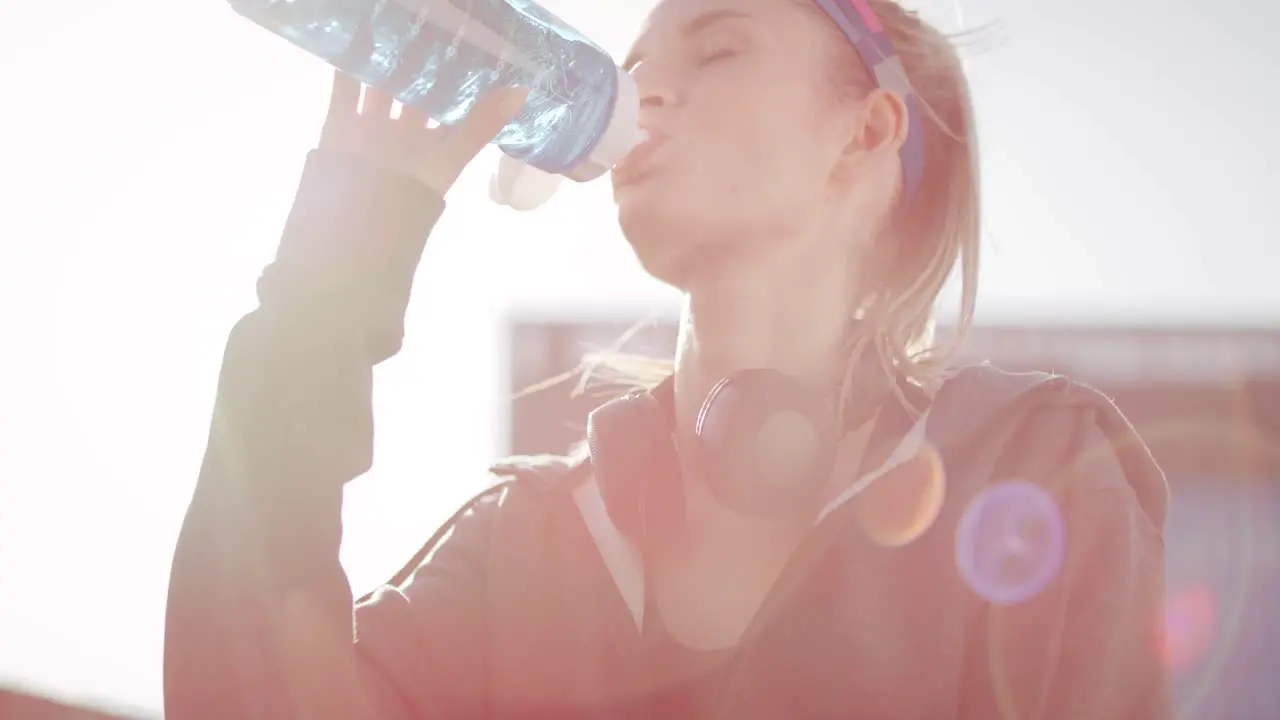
[844,88,910,160]
[828,88,911,193]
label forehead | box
[629,0,811,52]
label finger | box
[360,86,395,119]
[448,86,529,159]
[327,70,362,124]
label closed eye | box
[624,9,759,73]
[701,48,739,64]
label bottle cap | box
[489,154,565,211]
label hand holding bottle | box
[319,70,529,196]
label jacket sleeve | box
[164,149,491,720]
[967,399,1175,720]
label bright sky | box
[0,0,1275,715]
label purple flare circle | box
[955,480,1066,606]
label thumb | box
[451,86,530,159]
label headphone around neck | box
[585,362,925,539]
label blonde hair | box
[526,1,981,415]
[828,0,981,410]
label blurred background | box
[0,0,1276,717]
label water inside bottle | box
[231,0,619,170]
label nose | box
[633,66,676,110]
[640,85,675,110]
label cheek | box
[686,117,827,227]
[643,145,819,248]
[677,110,781,195]
[680,71,831,205]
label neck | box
[660,245,859,541]
[672,246,859,450]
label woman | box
[165,0,1173,718]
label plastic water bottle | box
[227,0,644,209]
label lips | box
[612,130,666,187]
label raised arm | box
[163,75,525,720]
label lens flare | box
[956,480,1066,605]
[855,443,947,547]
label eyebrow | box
[623,9,754,71]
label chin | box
[612,191,680,285]
[615,186,729,289]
